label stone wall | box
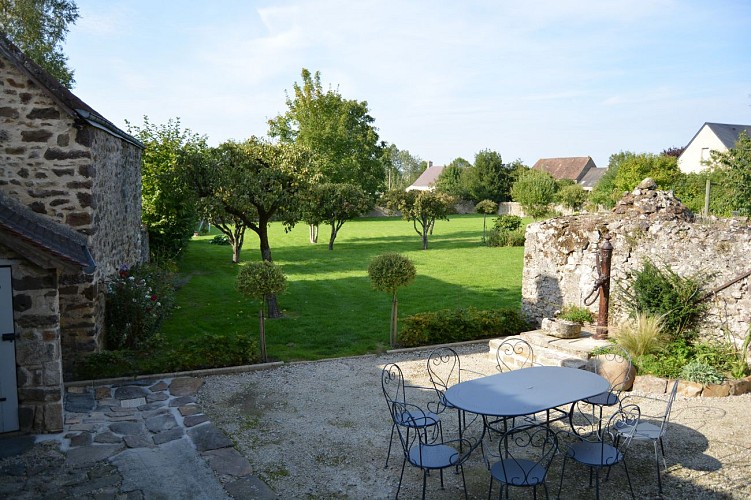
[522,181,751,349]
[1,51,144,379]
[1,248,63,433]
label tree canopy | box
[1,0,79,87]
[463,150,516,203]
[710,130,751,216]
[268,68,385,197]
[510,168,557,219]
[381,144,423,191]
[184,138,313,316]
[301,182,371,250]
[127,117,207,261]
[383,189,455,250]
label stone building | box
[522,179,751,350]
[0,35,145,433]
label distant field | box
[159,214,525,361]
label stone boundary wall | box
[522,185,750,350]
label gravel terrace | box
[197,343,751,499]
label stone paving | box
[0,377,276,499]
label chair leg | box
[623,460,635,499]
[460,465,468,500]
[653,440,663,494]
[385,422,395,468]
[594,468,600,500]
[422,469,427,500]
[396,457,406,499]
[557,455,568,498]
[487,474,493,500]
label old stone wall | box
[522,182,751,349]
[1,249,63,433]
[1,51,144,378]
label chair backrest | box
[602,403,641,464]
[496,338,535,372]
[659,380,679,435]
[427,347,460,396]
[589,345,633,394]
[496,424,558,486]
[382,363,406,408]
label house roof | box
[406,165,445,190]
[532,157,596,181]
[702,122,751,149]
[578,167,606,189]
[0,192,96,273]
[0,33,143,149]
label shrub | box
[209,235,231,245]
[75,332,259,380]
[105,263,176,350]
[487,215,525,247]
[680,361,724,385]
[398,307,530,348]
[618,260,709,340]
[614,313,667,358]
[557,305,594,324]
[368,253,416,294]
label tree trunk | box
[390,294,398,347]
[232,243,241,264]
[482,214,487,243]
[309,224,318,244]
[421,232,429,250]
[328,225,337,250]
[258,226,283,318]
[258,308,267,362]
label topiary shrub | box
[237,261,287,362]
[368,253,417,347]
[398,307,530,347]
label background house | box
[0,34,145,433]
[532,156,604,191]
[406,161,445,191]
[677,122,751,174]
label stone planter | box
[541,318,582,339]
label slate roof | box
[0,192,96,273]
[407,165,446,191]
[702,123,751,149]
[532,157,596,182]
[0,33,143,148]
[578,167,606,190]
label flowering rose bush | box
[104,263,176,350]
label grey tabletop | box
[443,366,610,418]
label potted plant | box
[542,305,594,339]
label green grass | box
[160,214,525,361]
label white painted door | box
[0,265,19,433]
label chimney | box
[428,161,433,169]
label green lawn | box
[160,214,525,361]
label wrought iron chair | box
[616,379,679,494]
[495,337,536,373]
[382,363,442,468]
[558,403,641,500]
[426,347,482,432]
[487,424,559,500]
[390,399,477,500]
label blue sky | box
[65,0,751,169]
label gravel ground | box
[198,343,751,499]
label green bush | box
[105,263,176,350]
[487,215,525,247]
[75,332,259,380]
[680,361,725,385]
[398,307,530,347]
[368,252,416,294]
[619,260,708,340]
[632,337,693,379]
[209,235,231,245]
